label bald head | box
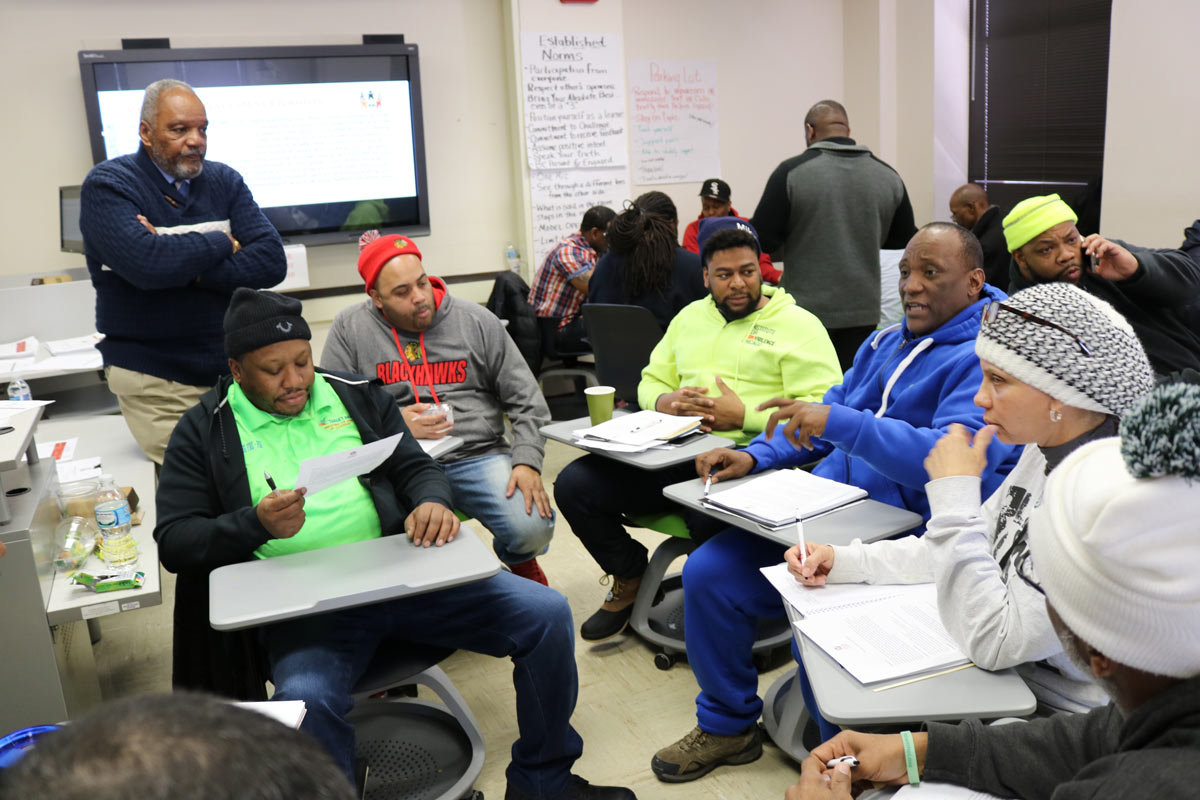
[804,100,850,145]
[949,183,991,229]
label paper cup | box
[584,385,616,425]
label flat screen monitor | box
[77,43,430,246]
[60,185,85,253]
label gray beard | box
[151,146,204,181]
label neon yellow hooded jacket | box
[638,286,842,446]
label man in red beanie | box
[322,231,556,584]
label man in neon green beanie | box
[1003,193,1200,376]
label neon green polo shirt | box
[229,373,382,559]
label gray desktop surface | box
[209,524,502,631]
[540,414,733,470]
[663,471,923,548]
[789,604,1037,725]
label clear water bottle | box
[505,242,521,273]
[93,473,138,567]
[6,376,31,401]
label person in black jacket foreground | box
[788,384,1200,799]
[1002,193,1200,377]
[153,288,635,800]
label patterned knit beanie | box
[1030,384,1200,678]
[975,283,1154,416]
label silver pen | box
[703,474,713,498]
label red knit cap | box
[357,232,423,293]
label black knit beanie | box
[223,288,311,358]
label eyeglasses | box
[981,302,1092,357]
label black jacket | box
[971,206,1011,293]
[924,674,1200,798]
[154,369,454,699]
[1008,244,1200,376]
[486,271,542,373]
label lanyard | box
[389,325,441,405]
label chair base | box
[760,669,811,764]
[627,537,796,670]
[350,664,484,800]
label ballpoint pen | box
[703,474,713,499]
[797,511,806,567]
[264,471,278,492]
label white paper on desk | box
[58,457,103,483]
[0,360,15,375]
[29,351,104,372]
[794,583,969,684]
[293,432,403,496]
[574,410,702,446]
[45,333,104,355]
[893,782,1007,799]
[0,399,54,422]
[235,700,308,729]
[570,438,656,453]
[703,469,866,528]
[0,337,38,358]
[761,562,919,618]
[36,437,77,461]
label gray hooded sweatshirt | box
[321,277,549,471]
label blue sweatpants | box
[683,528,840,741]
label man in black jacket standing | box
[153,288,635,800]
[949,183,1008,292]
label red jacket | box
[682,207,782,284]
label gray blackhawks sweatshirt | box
[321,279,549,471]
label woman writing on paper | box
[789,282,1155,735]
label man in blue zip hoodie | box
[650,222,1021,784]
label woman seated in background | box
[588,190,706,329]
[790,282,1156,740]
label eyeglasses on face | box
[981,302,1092,357]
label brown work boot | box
[579,574,642,641]
[651,725,762,783]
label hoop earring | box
[1049,408,1063,422]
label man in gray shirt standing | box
[322,232,555,584]
[751,100,916,370]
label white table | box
[540,414,733,470]
[210,524,501,631]
[37,415,162,625]
[663,471,923,548]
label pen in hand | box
[703,474,713,499]
[796,511,806,568]
[264,471,278,493]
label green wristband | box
[901,730,920,786]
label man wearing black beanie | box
[154,288,637,800]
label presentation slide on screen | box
[97,81,418,208]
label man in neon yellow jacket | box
[555,218,842,640]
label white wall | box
[1101,1,1200,246]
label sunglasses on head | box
[981,302,1092,357]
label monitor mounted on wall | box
[77,43,430,246]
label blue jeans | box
[684,529,838,740]
[260,571,584,796]
[444,454,556,565]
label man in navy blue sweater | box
[80,78,285,464]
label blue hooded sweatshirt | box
[743,284,1021,525]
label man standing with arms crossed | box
[80,78,285,464]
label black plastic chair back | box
[582,303,665,405]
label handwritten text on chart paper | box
[521,32,628,171]
[628,60,720,185]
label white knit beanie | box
[975,283,1154,416]
[1029,384,1200,678]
